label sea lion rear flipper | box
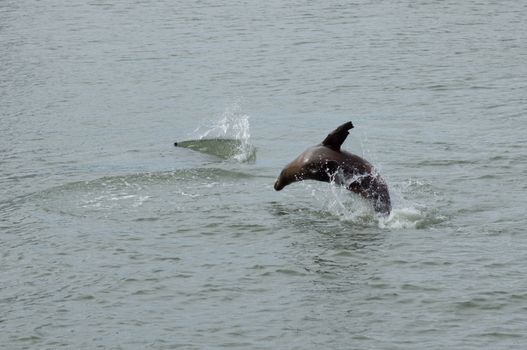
[321,121,354,152]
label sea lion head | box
[274,166,297,191]
[274,154,319,191]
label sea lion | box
[274,121,391,215]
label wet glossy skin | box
[274,145,391,215]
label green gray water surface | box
[1,0,527,349]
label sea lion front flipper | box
[321,121,354,152]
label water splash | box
[301,177,445,229]
[175,139,254,160]
[379,178,448,229]
[301,181,373,225]
[378,207,430,229]
[189,103,256,162]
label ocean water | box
[1,0,527,349]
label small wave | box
[40,168,253,194]
[176,103,256,162]
[416,159,476,166]
[45,168,250,190]
[32,168,254,219]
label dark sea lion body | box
[274,122,391,215]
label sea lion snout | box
[274,168,288,191]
